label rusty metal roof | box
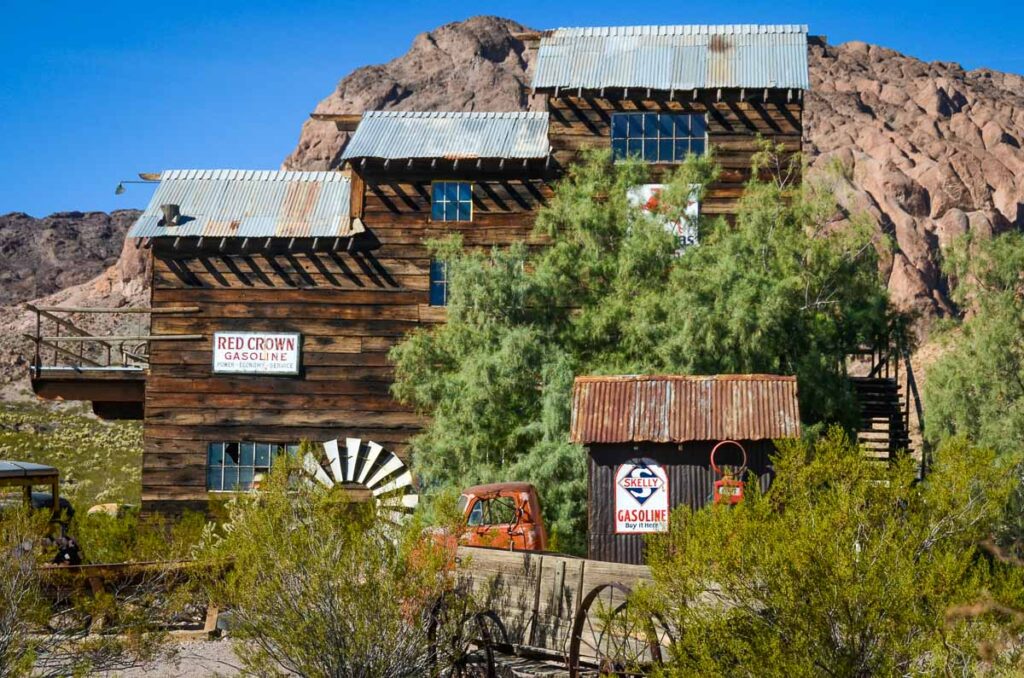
[533,24,810,92]
[127,169,352,239]
[570,374,801,444]
[340,111,550,162]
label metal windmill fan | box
[302,437,419,526]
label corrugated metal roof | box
[533,24,810,91]
[570,374,801,444]
[0,460,58,479]
[127,169,352,239]
[340,111,550,161]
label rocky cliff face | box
[282,16,535,171]
[285,17,1024,322]
[0,210,140,306]
[806,41,1024,322]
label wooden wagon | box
[446,546,671,677]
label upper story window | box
[207,441,299,492]
[611,113,707,163]
[431,181,473,222]
[429,260,449,307]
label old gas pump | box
[711,440,747,505]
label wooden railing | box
[846,319,929,475]
[24,304,201,373]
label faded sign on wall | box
[213,332,301,375]
[614,458,670,534]
[627,184,699,254]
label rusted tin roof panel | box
[127,169,352,239]
[533,24,809,91]
[570,375,801,444]
[340,111,550,161]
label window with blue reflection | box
[611,113,706,163]
[429,260,448,307]
[431,181,473,221]
[207,441,299,491]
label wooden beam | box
[308,112,362,131]
[22,336,103,367]
[350,171,365,220]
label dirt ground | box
[101,640,241,677]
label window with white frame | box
[431,181,473,222]
[206,442,299,492]
[611,113,707,163]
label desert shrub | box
[641,428,1024,676]
[195,459,467,678]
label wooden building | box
[570,375,802,564]
[29,24,812,515]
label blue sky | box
[1,1,1021,217]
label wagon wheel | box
[427,590,508,677]
[568,582,672,677]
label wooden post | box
[34,309,41,369]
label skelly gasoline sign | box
[614,458,670,534]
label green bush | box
[194,459,467,677]
[641,428,1024,675]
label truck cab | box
[457,482,548,552]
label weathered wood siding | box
[142,93,804,513]
[546,91,803,216]
[143,168,551,512]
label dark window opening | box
[466,497,519,526]
[429,260,448,307]
[611,113,706,163]
[431,181,473,222]
[207,442,300,492]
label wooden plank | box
[144,407,424,428]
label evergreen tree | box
[925,231,1024,454]
[391,145,891,552]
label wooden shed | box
[570,374,802,564]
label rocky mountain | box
[807,41,1024,322]
[0,210,140,306]
[0,236,151,401]
[286,17,1024,323]
[283,16,536,171]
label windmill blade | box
[365,454,405,489]
[302,452,333,488]
[372,471,413,497]
[380,494,419,509]
[384,510,411,525]
[345,438,361,482]
[357,441,384,484]
[323,439,344,483]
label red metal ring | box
[710,440,748,478]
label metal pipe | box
[30,306,198,314]
[38,335,204,342]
